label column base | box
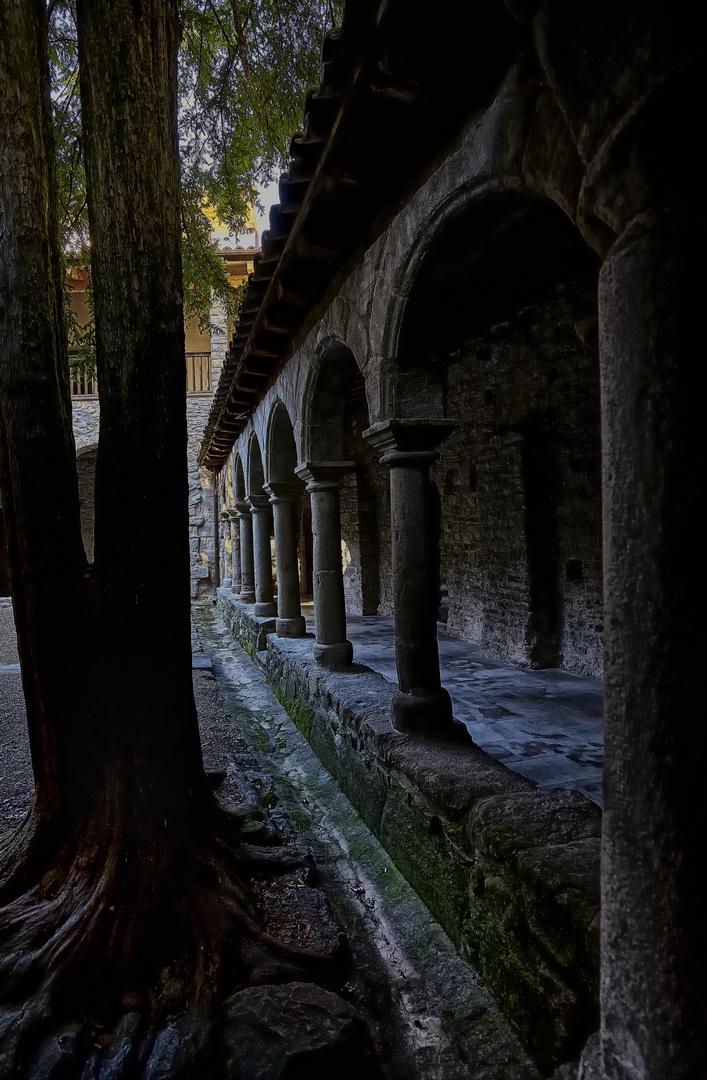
[254,601,277,618]
[222,577,232,589]
[391,687,469,741]
[277,615,306,638]
[231,584,241,595]
[313,640,353,670]
[239,588,255,605]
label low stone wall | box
[219,591,275,656]
[216,590,600,1075]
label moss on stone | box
[269,683,317,742]
[379,777,469,944]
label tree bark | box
[0,0,88,820]
[0,3,328,1073]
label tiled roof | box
[198,0,524,468]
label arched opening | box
[267,402,312,601]
[307,346,381,616]
[398,194,602,675]
[234,454,245,502]
[247,433,276,608]
[268,402,298,484]
[76,444,98,564]
[247,433,265,498]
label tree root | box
[0,801,349,1079]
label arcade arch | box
[393,192,602,676]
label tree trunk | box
[0,3,327,1074]
[0,0,89,820]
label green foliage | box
[63,252,96,381]
[47,0,342,366]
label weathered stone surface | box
[222,982,374,1079]
[25,1023,83,1079]
[250,626,601,1071]
[469,788,601,860]
[390,739,534,820]
[142,1017,203,1079]
[380,774,471,943]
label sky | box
[208,177,280,250]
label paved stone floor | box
[301,603,604,806]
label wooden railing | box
[186,352,211,394]
[71,372,98,397]
[69,352,213,397]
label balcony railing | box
[186,352,211,394]
[69,352,213,397]
[71,372,98,397]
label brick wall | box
[339,403,393,616]
[434,283,603,676]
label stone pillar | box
[236,499,255,604]
[248,494,277,618]
[582,212,707,1080]
[265,481,306,638]
[221,509,233,589]
[229,509,241,594]
[364,419,463,738]
[295,461,354,669]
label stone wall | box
[434,285,603,677]
[71,320,221,598]
[187,397,217,598]
[217,590,601,1075]
[339,405,392,616]
[72,399,100,450]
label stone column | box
[264,481,306,638]
[236,499,255,604]
[248,494,277,618]
[295,461,354,669]
[220,509,233,589]
[229,509,241,594]
[364,419,463,738]
[582,212,707,1080]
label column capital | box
[363,418,455,467]
[295,460,355,491]
[247,494,272,513]
[264,480,302,504]
[235,499,251,516]
[221,507,236,522]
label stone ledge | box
[216,590,600,1074]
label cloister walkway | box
[301,603,604,806]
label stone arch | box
[301,339,370,463]
[266,400,298,484]
[380,178,510,371]
[76,443,99,564]
[246,433,265,497]
[233,453,246,501]
[265,400,312,598]
[302,341,382,616]
[391,187,603,675]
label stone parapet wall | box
[216,588,600,1075]
[219,593,275,655]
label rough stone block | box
[380,773,470,943]
[222,983,373,1080]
